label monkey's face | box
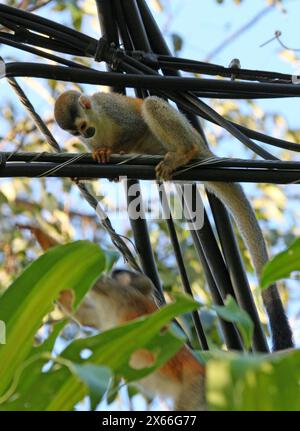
[54,90,96,139]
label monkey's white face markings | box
[74,116,96,139]
[67,130,80,136]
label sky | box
[158,0,300,126]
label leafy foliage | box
[0,240,105,395]
[261,237,300,289]
[0,242,200,410]
[207,349,300,410]
[213,295,254,350]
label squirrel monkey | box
[54,91,293,350]
[73,269,206,411]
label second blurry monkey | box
[73,269,206,411]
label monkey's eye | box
[79,121,87,133]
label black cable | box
[158,182,209,350]
[6,152,300,169]
[136,0,246,351]
[5,62,300,96]
[207,194,269,352]
[3,160,300,183]
[110,0,164,299]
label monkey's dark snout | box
[83,127,95,138]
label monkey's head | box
[110,269,155,296]
[93,269,156,305]
[75,269,158,330]
[54,90,96,139]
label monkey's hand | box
[92,147,112,164]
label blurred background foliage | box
[0,0,300,409]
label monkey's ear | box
[112,270,133,288]
[132,275,155,296]
[79,95,92,110]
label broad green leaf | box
[104,250,119,272]
[106,376,122,405]
[0,354,110,411]
[0,354,87,411]
[0,240,106,395]
[1,294,200,411]
[62,293,199,381]
[212,295,254,350]
[207,349,300,410]
[74,364,111,410]
[32,319,67,357]
[43,294,200,409]
[261,238,300,289]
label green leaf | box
[104,250,119,272]
[212,295,254,350]
[261,238,300,289]
[1,293,200,411]
[171,33,183,54]
[0,355,87,411]
[39,294,200,409]
[0,241,106,396]
[0,355,110,411]
[62,293,199,381]
[207,349,300,410]
[67,3,82,31]
[105,376,122,405]
[74,364,111,410]
[32,320,67,357]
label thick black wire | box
[3,161,300,183]
[134,0,271,352]
[128,0,239,352]
[4,63,300,97]
[6,61,300,156]
[207,194,269,352]
[6,152,300,170]
[95,0,164,301]
[0,3,297,86]
[158,182,209,350]
[0,4,94,49]
[0,4,295,85]
[135,0,245,350]
[120,0,210,348]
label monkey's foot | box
[72,177,95,184]
[92,148,112,163]
[156,147,200,181]
[155,160,174,181]
[155,152,180,181]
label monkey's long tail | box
[206,181,294,351]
